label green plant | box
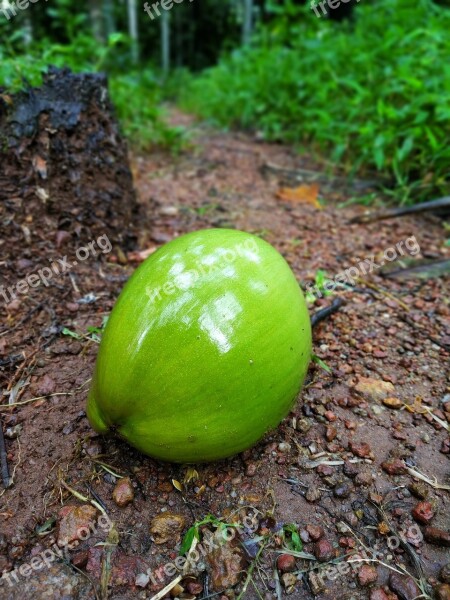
[180,514,237,555]
[183,0,450,203]
[62,317,109,343]
[282,524,303,552]
[305,270,333,304]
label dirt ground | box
[0,112,449,600]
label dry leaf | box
[378,522,390,535]
[276,183,321,208]
[0,93,13,106]
[172,479,184,492]
[183,466,199,484]
[33,155,48,179]
[127,246,157,263]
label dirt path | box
[1,113,449,600]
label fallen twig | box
[0,437,21,498]
[311,297,345,328]
[0,392,71,410]
[236,541,266,600]
[100,526,119,600]
[0,418,11,488]
[148,575,182,600]
[381,258,450,280]
[261,162,380,191]
[348,196,450,224]
[406,466,450,491]
[273,566,283,600]
[358,279,410,311]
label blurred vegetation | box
[1,0,449,201]
[184,0,450,202]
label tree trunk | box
[127,0,139,64]
[242,0,253,45]
[103,0,116,37]
[0,67,138,261]
[90,0,105,43]
[161,10,171,74]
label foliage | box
[282,523,303,552]
[183,0,450,203]
[305,269,333,304]
[179,513,238,556]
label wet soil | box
[0,111,449,600]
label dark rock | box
[343,461,359,478]
[381,459,406,475]
[334,482,352,498]
[434,584,450,600]
[358,564,378,586]
[389,573,421,600]
[277,554,296,573]
[305,525,324,541]
[440,563,450,583]
[423,527,450,547]
[86,546,149,586]
[411,501,434,525]
[186,581,204,595]
[314,539,334,562]
[369,590,390,600]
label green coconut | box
[87,228,311,462]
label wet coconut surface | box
[0,112,449,600]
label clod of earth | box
[358,564,378,586]
[353,376,395,402]
[57,504,98,547]
[149,512,187,545]
[87,228,312,462]
[411,501,435,525]
[204,529,247,590]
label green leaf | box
[311,353,332,373]
[283,524,303,552]
[62,327,82,340]
[179,526,199,556]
